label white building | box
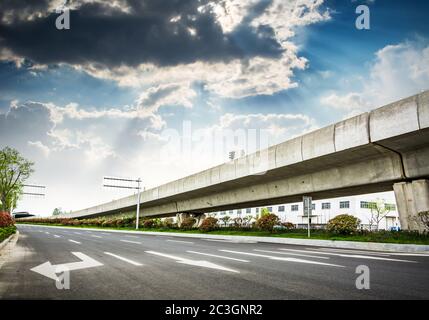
[210,191,400,230]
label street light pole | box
[136,178,141,230]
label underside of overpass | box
[58,91,429,231]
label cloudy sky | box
[0,0,428,216]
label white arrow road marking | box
[145,251,239,273]
[120,239,141,244]
[104,252,143,266]
[30,252,103,281]
[166,239,194,244]
[68,239,81,244]
[253,249,330,260]
[187,251,250,262]
[278,248,417,263]
[220,250,344,268]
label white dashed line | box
[91,235,102,238]
[166,239,194,244]
[120,240,141,244]
[278,248,417,263]
[253,249,330,259]
[187,251,249,262]
[54,235,61,238]
[220,250,344,268]
[68,239,81,244]
[104,252,143,266]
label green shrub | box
[199,217,219,232]
[0,225,16,242]
[162,218,175,228]
[180,217,196,230]
[281,222,295,229]
[142,219,155,228]
[256,213,280,232]
[327,214,361,235]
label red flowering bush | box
[0,211,15,227]
[199,217,219,232]
[256,213,280,232]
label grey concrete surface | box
[48,91,429,231]
[1,225,428,300]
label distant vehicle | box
[12,212,35,219]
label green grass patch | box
[16,222,429,245]
[0,226,17,243]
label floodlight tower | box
[102,176,142,229]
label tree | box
[368,199,390,231]
[219,215,231,227]
[0,147,34,214]
[260,207,270,217]
[52,208,63,216]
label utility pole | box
[103,176,142,230]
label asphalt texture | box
[0,224,428,300]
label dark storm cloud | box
[0,0,283,68]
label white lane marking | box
[220,250,344,268]
[125,235,139,238]
[54,235,61,238]
[31,252,103,281]
[104,252,143,266]
[312,248,391,256]
[166,239,194,244]
[68,239,81,244]
[253,249,330,260]
[74,232,82,235]
[91,235,102,238]
[187,251,249,262]
[120,239,141,244]
[145,250,239,273]
[203,239,234,243]
[278,248,417,263]
[45,232,50,235]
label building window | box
[322,202,331,209]
[291,205,299,211]
[278,205,285,212]
[340,201,350,209]
[246,208,251,214]
[256,208,260,213]
[220,211,226,215]
[267,207,273,212]
[360,201,376,209]
[385,203,396,211]
[229,210,234,214]
[237,209,242,215]
[311,203,316,210]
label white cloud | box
[321,40,429,116]
[28,140,51,157]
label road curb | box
[18,224,429,253]
[0,231,19,270]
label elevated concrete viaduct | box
[61,91,429,231]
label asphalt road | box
[0,224,428,300]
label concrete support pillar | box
[176,212,206,228]
[393,180,429,232]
